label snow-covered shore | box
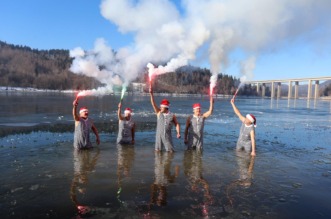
[0,86,63,93]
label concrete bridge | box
[247,76,331,99]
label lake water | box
[0,92,330,219]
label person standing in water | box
[117,101,135,145]
[149,85,181,152]
[184,96,214,150]
[230,98,256,156]
[73,99,100,149]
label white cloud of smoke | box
[70,0,331,95]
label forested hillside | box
[1,40,330,96]
[136,66,258,95]
[0,41,101,90]
[0,40,249,95]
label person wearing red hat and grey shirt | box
[184,96,214,150]
[117,101,136,144]
[230,98,256,156]
[73,99,100,149]
[149,85,181,152]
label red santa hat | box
[192,103,201,109]
[246,114,256,127]
[124,107,132,115]
[160,99,170,108]
[79,107,89,114]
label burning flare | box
[120,85,127,101]
[232,82,245,100]
[232,88,239,99]
[147,63,155,83]
[209,75,218,96]
[76,90,91,100]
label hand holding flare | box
[73,93,80,106]
[74,90,87,105]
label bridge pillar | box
[271,82,275,98]
[294,81,299,99]
[256,83,260,95]
[308,80,312,99]
[288,81,292,99]
[314,80,319,99]
[277,82,281,98]
[262,83,266,97]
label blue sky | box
[0,0,330,82]
[0,1,131,50]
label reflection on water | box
[183,150,213,218]
[116,145,135,205]
[307,99,311,109]
[226,152,255,207]
[271,97,322,110]
[150,152,179,207]
[236,151,255,188]
[285,97,323,110]
[0,93,331,218]
[70,148,100,217]
[139,152,179,218]
[270,98,275,109]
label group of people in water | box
[72,84,257,156]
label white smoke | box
[238,56,256,87]
[70,38,123,95]
[70,0,331,95]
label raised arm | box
[203,95,214,118]
[149,84,160,114]
[72,99,80,122]
[117,102,124,121]
[230,99,245,122]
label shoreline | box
[1,86,330,100]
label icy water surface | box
[0,92,330,219]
